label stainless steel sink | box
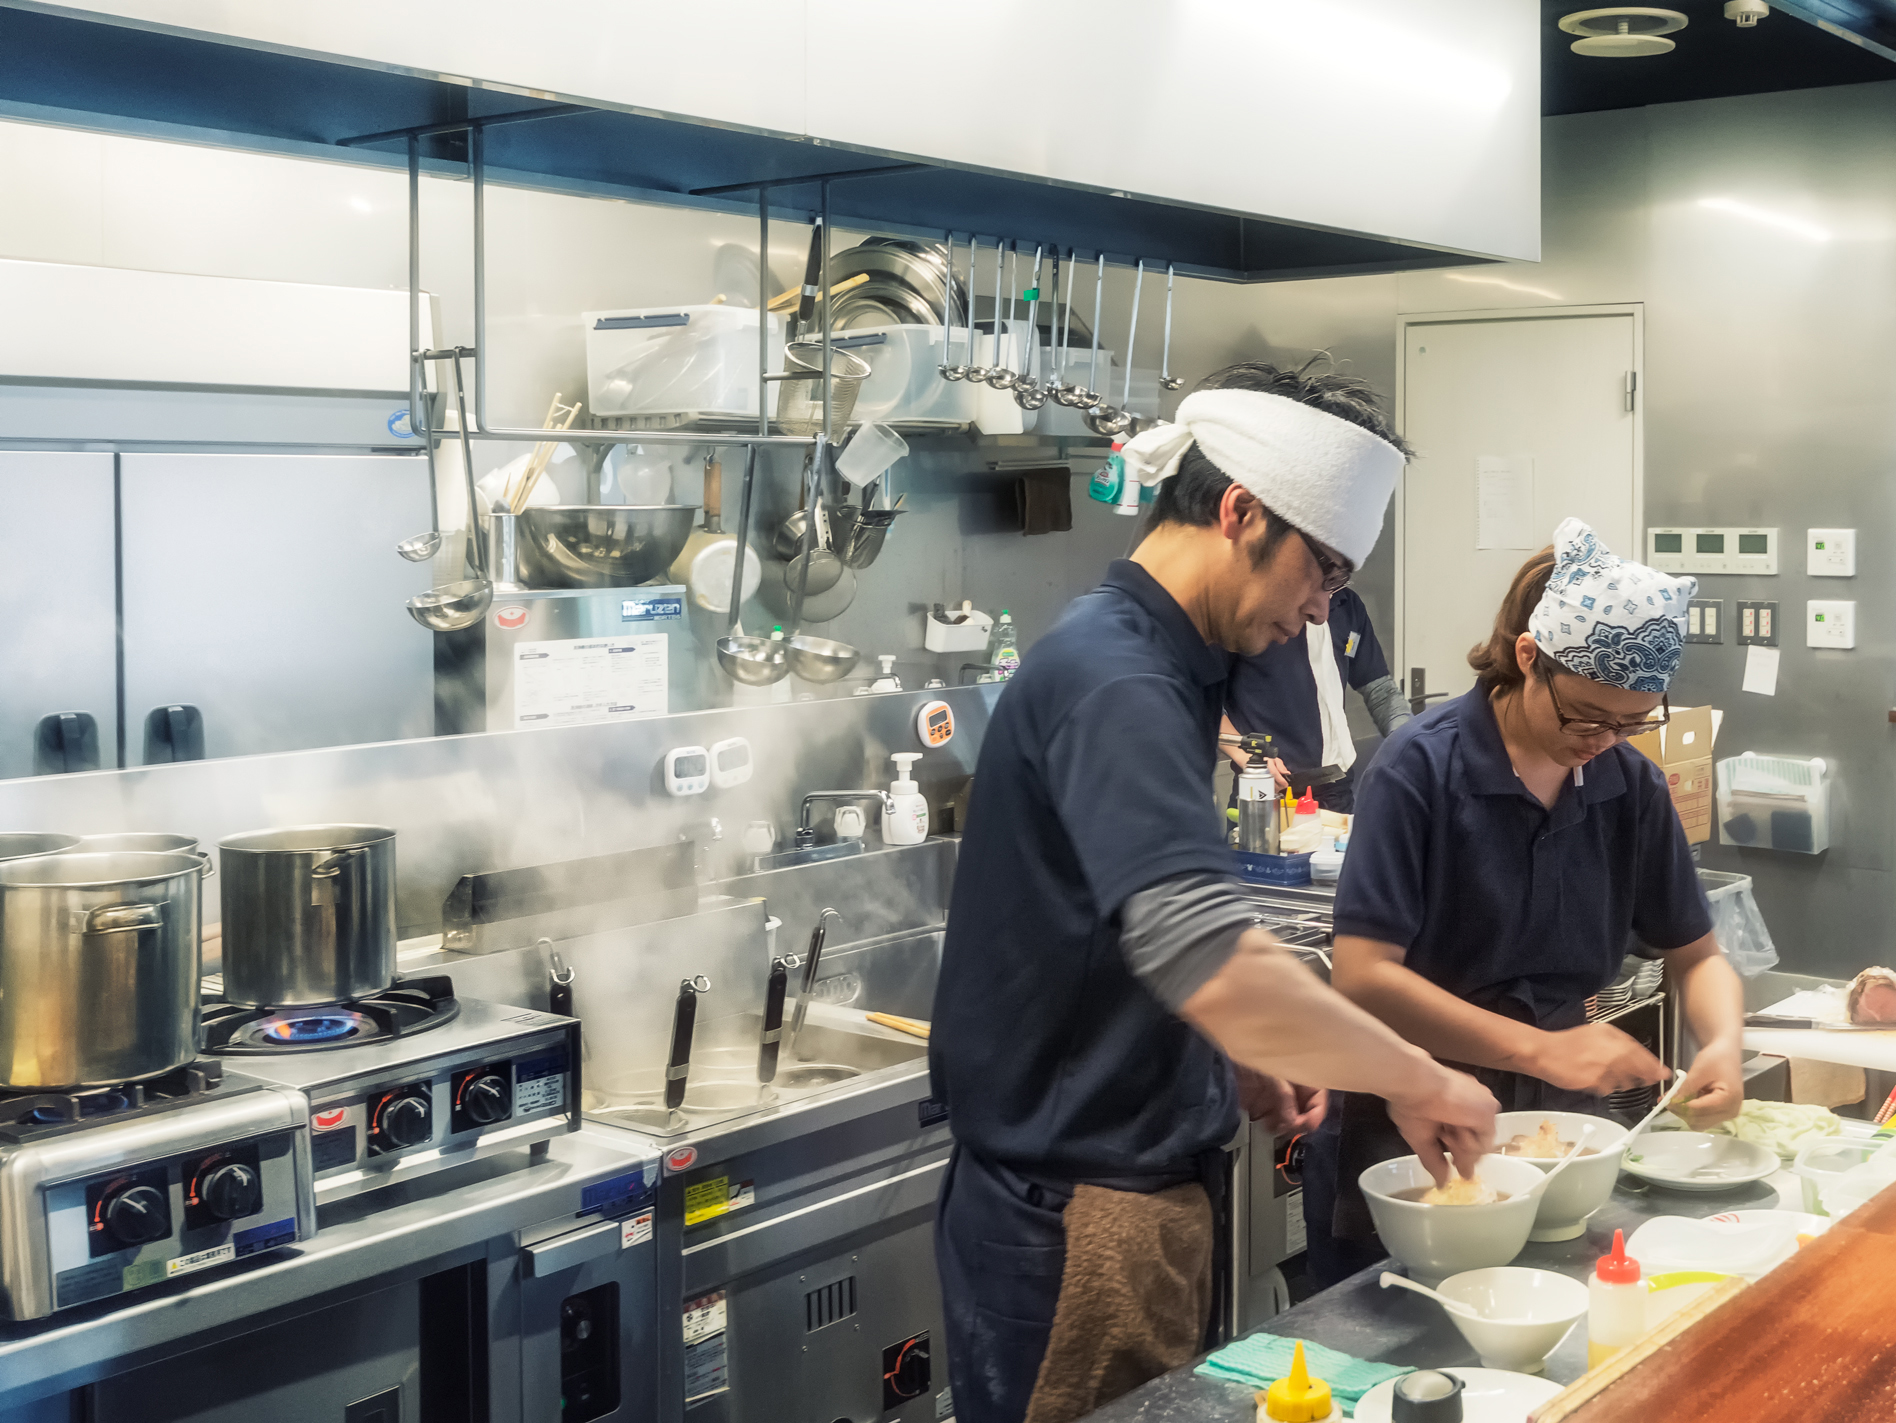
[782,1020,928,1073]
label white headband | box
[1119,389,1404,567]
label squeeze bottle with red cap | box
[1588,1229,1645,1368]
[1284,788,1324,853]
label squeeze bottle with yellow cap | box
[1587,1229,1646,1368]
[1257,1341,1341,1423]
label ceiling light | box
[1559,7,1688,57]
[1698,196,1832,243]
[1724,0,1770,25]
[348,197,373,214]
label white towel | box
[1305,626,1356,772]
[1119,390,1404,567]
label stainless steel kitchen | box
[3,3,1896,1422]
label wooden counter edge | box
[1527,1275,1746,1423]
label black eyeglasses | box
[1297,530,1354,594]
[1538,655,1670,738]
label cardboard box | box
[1630,705,1718,844]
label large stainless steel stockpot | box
[0,833,80,862]
[217,825,396,1008]
[0,851,205,1089]
[67,832,215,878]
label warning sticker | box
[1285,1188,1307,1257]
[167,1242,236,1278]
[683,1290,729,1403]
[512,635,667,728]
[684,1177,729,1227]
[621,1211,654,1249]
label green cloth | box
[1195,1333,1413,1417]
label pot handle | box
[192,850,216,880]
[84,902,164,937]
[310,846,366,906]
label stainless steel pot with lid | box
[218,825,397,1008]
[0,851,205,1089]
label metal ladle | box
[984,243,1018,390]
[937,231,965,382]
[1160,263,1184,391]
[1053,247,1085,407]
[964,236,990,384]
[1085,258,1137,436]
[1075,251,1106,410]
[396,531,441,561]
[715,444,791,685]
[1012,244,1044,396]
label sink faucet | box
[797,791,894,848]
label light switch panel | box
[1736,600,1779,647]
[1686,598,1723,644]
[1808,600,1856,649]
[1808,528,1856,577]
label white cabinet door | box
[0,451,117,779]
[1399,309,1642,702]
[120,453,434,763]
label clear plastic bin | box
[1698,869,1779,977]
[1716,753,1830,854]
[585,305,785,423]
[846,325,981,428]
[1790,1127,1891,1215]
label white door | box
[1397,307,1642,704]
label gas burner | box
[0,1060,225,1140]
[202,976,460,1055]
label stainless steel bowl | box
[406,579,493,632]
[786,635,860,683]
[516,505,697,589]
[717,635,791,685]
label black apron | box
[1328,995,1610,1242]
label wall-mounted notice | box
[512,635,667,727]
[1476,455,1536,550]
[1742,644,1780,697]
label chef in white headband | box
[1306,519,1744,1290]
[934,361,1497,1423]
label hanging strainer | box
[776,341,873,437]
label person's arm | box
[1664,933,1745,1128]
[1218,713,1289,786]
[1359,675,1412,740]
[1332,935,1669,1096]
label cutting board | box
[1744,989,1896,1074]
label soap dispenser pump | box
[884,753,928,845]
[869,655,903,693]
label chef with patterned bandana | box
[1300,518,1748,1287]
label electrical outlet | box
[1808,600,1856,649]
[1686,598,1724,644]
[1808,528,1856,578]
[1736,600,1779,647]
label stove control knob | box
[374,1090,433,1151]
[461,1073,511,1126]
[196,1162,262,1222]
[103,1184,171,1247]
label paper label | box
[167,1242,236,1278]
[683,1290,730,1402]
[1475,455,1535,550]
[1285,1188,1307,1257]
[512,635,667,728]
[684,1176,730,1227]
[512,1049,569,1115]
[621,1210,654,1248]
[1742,644,1780,697]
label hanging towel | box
[1305,627,1356,773]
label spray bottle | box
[883,754,929,846]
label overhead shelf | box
[0,4,1499,284]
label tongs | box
[781,908,842,1062]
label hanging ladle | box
[1160,263,1184,391]
[984,242,1019,390]
[964,237,991,385]
[1085,258,1139,436]
[1073,251,1106,411]
[715,444,790,685]
[938,231,966,382]
[1053,247,1085,407]
[1012,244,1044,395]
[406,347,494,632]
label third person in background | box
[1304,518,1746,1286]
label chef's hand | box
[1674,1038,1744,1129]
[1532,1023,1669,1098]
[1267,757,1290,790]
[1389,1065,1499,1188]
[1235,1066,1327,1135]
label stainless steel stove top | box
[0,1065,315,1321]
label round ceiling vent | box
[1558,7,1688,57]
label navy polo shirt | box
[1225,589,1390,769]
[930,560,1240,1180]
[1334,685,1712,1023]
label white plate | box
[1621,1132,1778,1192]
[1353,1367,1562,1422]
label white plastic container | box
[1715,753,1830,854]
[585,305,785,423]
[883,754,929,846]
[924,603,993,653]
[1790,1129,1889,1215]
[846,326,981,428]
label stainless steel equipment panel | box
[0,452,117,778]
[118,452,433,763]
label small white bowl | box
[1359,1155,1547,1281]
[1434,1266,1589,1373]
[1622,1131,1778,1192]
[1493,1110,1629,1242]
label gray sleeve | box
[1120,872,1262,1012]
[1360,675,1414,739]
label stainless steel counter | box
[0,1133,652,1411]
[1086,1174,1780,1423]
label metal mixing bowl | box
[516,505,697,589]
[786,635,859,683]
[717,634,791,685]
[406,580,493,632]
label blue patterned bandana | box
[1528,518,1697,693]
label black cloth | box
[937,1147,1073,1423]
[1223,588,1389,774]
[1333,684,1713,1023]
[930,559,1240,1181]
